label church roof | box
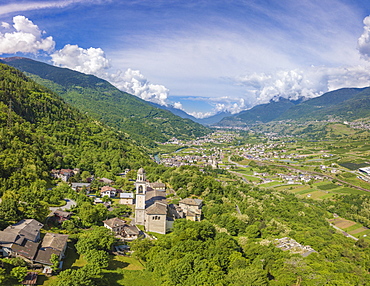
[179,198,203,206]
[146,202,167,215]
[137,168,145,174]
[145,190,166,208]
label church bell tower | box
[135,168,147,225]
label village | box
[0,167,204,283]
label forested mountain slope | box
[277,87,369,121]
[216,87,370,126]
[217,98,297,126]
[1,57,210,146]
[0,63,151,222]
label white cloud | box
[1,22,10,29]
[51,44,111,74]
[186,96,247,118]
[189,111,214,119]
[0,0,111,16]
[51,44,169,106]
[358,15,370,60]
[236,65,370,105]
[0,15,54,54]
[173,102,184,110]
[214,98,246,114]
[107,68,169,106]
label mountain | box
[216,97,297,126]
[1,57,210,146]
[149,102,198,121]
[277,87,368,121]
[216,87,370,126]
[149,102,231,125]
[196,111,232,125]
[0,62,151,195]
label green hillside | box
[277,87,368,121]
[0,62,151,196]
[217,97,296,126]
[312,88,370,120]
[216,87,370,126]
[1,57,210,146]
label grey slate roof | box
[145,202,167,215]
[3,219,43,242]
[41,233,68,252]
[34,248,60,265]
[120,192,134,199]
[103,217,126,228]
[11,239,39,260]
[179,198,203,206]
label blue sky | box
[1,0,370,117]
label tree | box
[50,253,60,271]
[226,267,268,286]
[0,268,7,285]
[245,224,260,238]
[355,238,369,248]
[78,202,108,226]
[62,220,76,232]
[81,171,91,182]
[10,266,28,283]
[76,226,115,254]
[84,249,109,269]
[55,267,94,286]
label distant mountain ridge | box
[217,97,299,126]
[149,101,231,125]
[216,87,370,126]
[1,57,210,146]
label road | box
[49,198,77,213]
[329,223,358,241]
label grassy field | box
[259,181,282,188]
[101,256,159,286]
[329,217,370,241]
[41,244,150,286]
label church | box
[134,168,202,234]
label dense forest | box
[0,63,152,224]
[2,57,211,146]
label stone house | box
[34,233,68,266]
[178,198,203,221]
[103,217,127,234]
[103,217,140,240]
[119,193,134,205]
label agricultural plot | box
[259,181,282,188]
[329,218,356,229]
[329,217,370,241]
